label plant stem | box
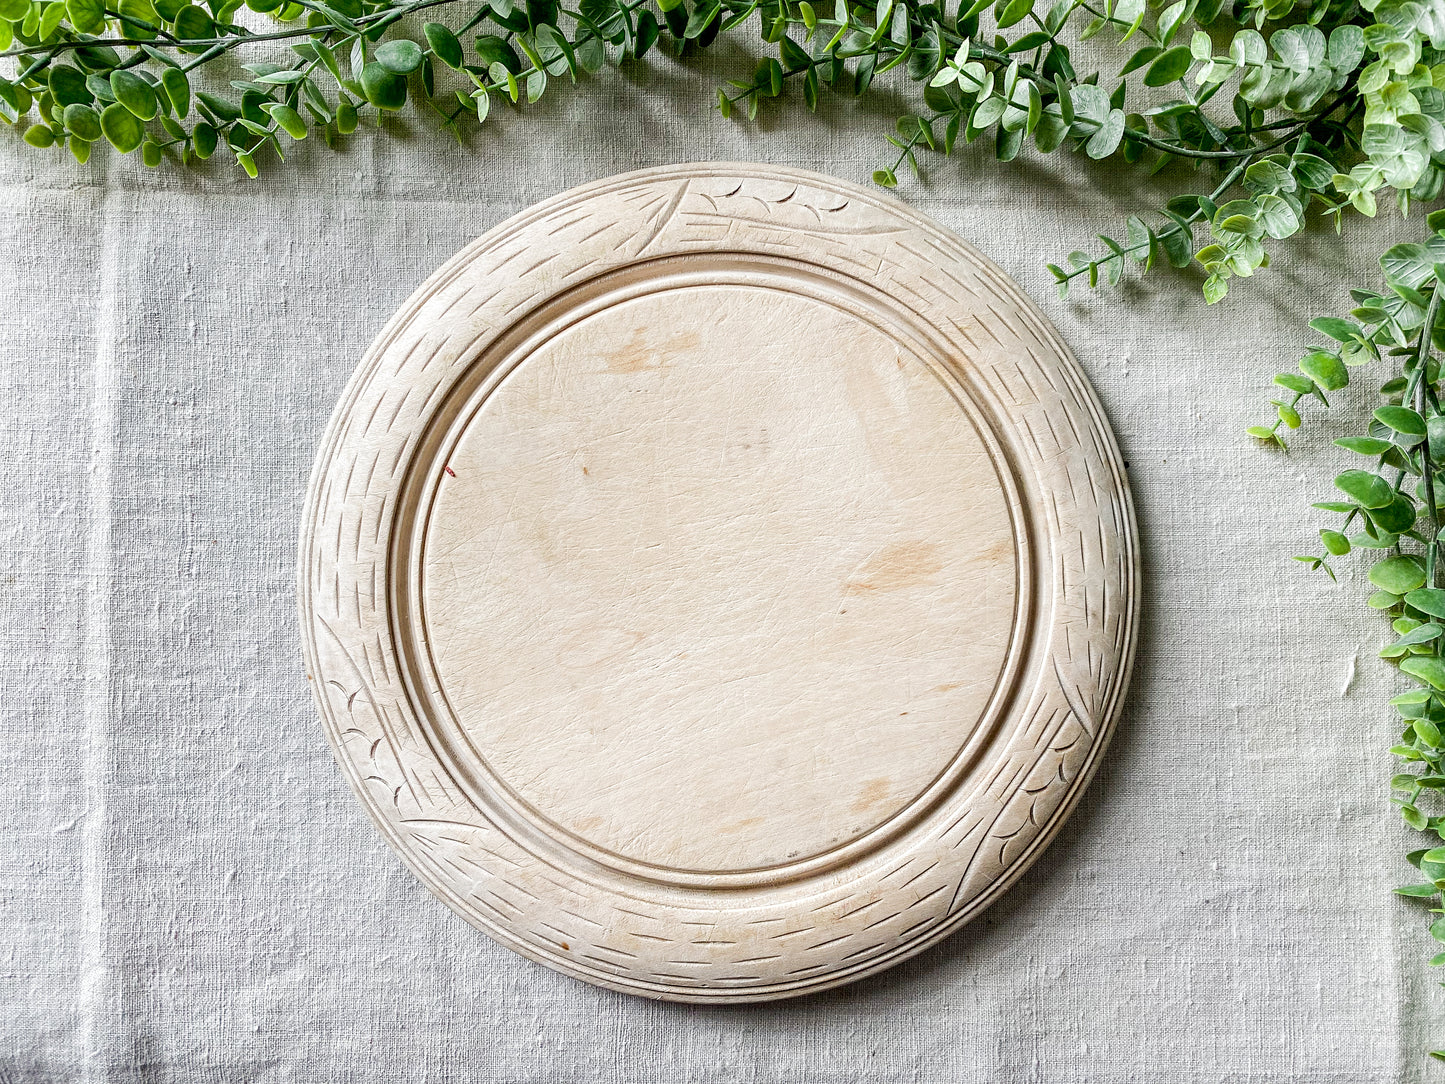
[1056,158,1249,283]
[1420,289,1442,586]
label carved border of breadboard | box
[298,163,1139,1002]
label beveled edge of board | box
[298,163,1140,1002]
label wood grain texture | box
[297,164,1139,1002]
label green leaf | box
[1396,884,1441,896]
[1335,470,1394,509]
[1382,241,1445,290]
[361,62,407,110]
[1291,153,1335,190]
[995,0,1033,29]
[424,22,463,68]
[110,70,158,121]
[1310,316,1363,343]
[1320,529,1350,556]
[1376,406,1427,436]
[22,124,56,149]
[62,102,101,141]
[1254,194,1298,240]
[1372,556,1427,594]
[1371,494,1417,535]
[1085,109,1124,159]
[172,4,214,44]
[1336,436,1393,455]
[99,102,144,152]
[159,67,189,118]
[265,101,306,138]
[1410,590,1445,619]
[191,120,216,157]
[376,38,424,74]
[474,35,522,73]
[1299,350,1347,391]
[1405,657,1445,693]
[65,0,105,32]
[1398,624,1444,646]
[48,67,90,110]
[1143,45,1192,87]
[195,92,241,122]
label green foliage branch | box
[10,0,1445,1057]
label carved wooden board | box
[298,164,1138,1002]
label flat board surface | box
[298,164,1137,1000]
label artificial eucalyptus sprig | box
[0,0,1439,305]
[1252,208,1445,1060]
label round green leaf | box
[1377,405,1427,436]
[140,139,161,166]
[1299,350,1348,391]
[99,101,144,152]
[62,101,101,141]
[0,0,29,18]
[73,43,121,70]
[474,34,521,73]
[267,102,306,139]
[1405,656,1445,693]
[1320,529,1351,556]
[22,123,55,148]
[1335,469,1394,509]
[191,119,216,158]
[65,0,105,32]
[424,22,463,69]
[1372,555,1427,594]
[48,65,92,107]
[172,4,214,48]
[376,38,424,74]
[1408,588,1445,619]
[110,70,158,119]
[1371,493,1418,535]
[335,98,357,134]
[360,62,407,110]
[159,67,189,117]
[1085,108,1124,159]
[1143,45,1192,86]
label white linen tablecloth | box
[0,49,1433,1081]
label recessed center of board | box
[420,283,1018,873]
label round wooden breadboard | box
[298,164,1138,1002]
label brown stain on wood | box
[850,778,892,815]
[602,328,701,374]
[976,538,1013,563]
[844,541,944,594]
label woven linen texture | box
[0,53,1432,1082]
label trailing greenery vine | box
[7,0,1445,1057]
